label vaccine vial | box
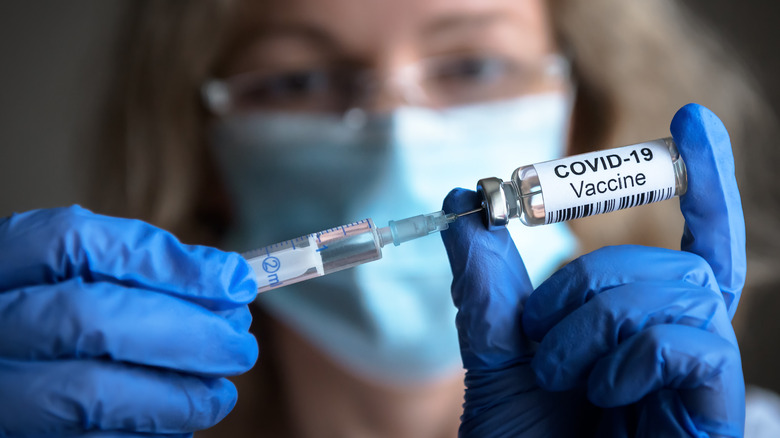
[477,137,687,230]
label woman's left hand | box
[441,103,746,437]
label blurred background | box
[1,1,778,216]
[1,0,778,396]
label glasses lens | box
[209,54,568,115]
[227,68,353,113]
[419,54,568,107]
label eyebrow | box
[234,22,343,54]
[420,12,514,38]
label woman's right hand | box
[0,206,258,437]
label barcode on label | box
[545,186,675,224]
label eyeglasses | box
[202,53,570,116]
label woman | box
[0,0,774,436]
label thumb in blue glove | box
[443,189,590,436]
[675,103,746,318]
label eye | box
[242,69,332,101]
[428,55,515,84]
[222,66,358,113]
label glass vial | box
[477,137,687,229]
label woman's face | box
[209,2,566,435]
[218,0,559,113]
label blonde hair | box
[95,0,234,243]
[95,0,776,274]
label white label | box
[533,140,676,224]
[248,234,324,292]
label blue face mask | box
[210,93,578,385]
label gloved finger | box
[523,245,718,341]
[441,188,535,370]
[0,279,257,376]
[587,324,744,437]
[0,206,257,310]
[72,434,192,438]
[672,103,746,317]
[530,281,732,391]
[0,359,239,436]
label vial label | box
[533,140,676,224]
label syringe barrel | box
[477,137,687,229]
[247,219,383,293]
[318,221,383,273]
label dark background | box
[1,0,779,392]
[0,2,124,216]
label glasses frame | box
[202,53,572,117]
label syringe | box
[244,208,482,293]
[246,137,687,293]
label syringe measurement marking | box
[251,219,376,292]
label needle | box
[455,207,484,218]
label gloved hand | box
[441,103,746,437]
[0,206,258,437]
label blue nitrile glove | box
[0,206,258,437]
[441,103,746,437]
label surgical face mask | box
[210,93,577,385]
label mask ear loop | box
[394,63,428,107]
[201,79,232,116]
[547,47,578,156]
[339,63,428,131]
[544,51,576,110]
[341,107,369,130]
[339,69,377,130]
